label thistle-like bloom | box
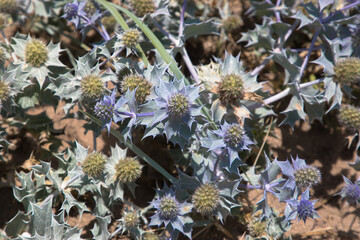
[62,0,86,28]
[338,176,360,205]
[277,156,321,191]
[338,104,360,132]
[221,15,243,33]
[120,74,152,103]
[115,28,143,56]
[203,122,253,164]
[192,183,220,215]
[333,57,360,85]
[128,0,169,18]
[150,190,192,236]
[94,89,128,133]
[81,152,107,178]
[0,0,18,13]
[285,188,319,223]
[151,79,202,147]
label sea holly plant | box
[1,0,360,239]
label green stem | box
[80,110,177,183]
[95,0,149,67]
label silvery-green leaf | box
[184,19,218,40]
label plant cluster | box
[0,0,359,239]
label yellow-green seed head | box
[24,39,48,67]
[294,166,321,188]
[130,0,155,17]
[218,73,244,105]
[84,0,96,15]
[0,14,8,28]
[81,152,107,177]
[123,212,139,228]
[0,81,10,101]
[121,74,152,103]
[333,57,360,85]
[192,183,220,215]
[338,104,360,132]
[0,0,18,13]
[101,15,116,31]
[167,93,190,118]
[221,15,243,32]
[248,219,266,238]
[122,29,141,48]
[143,232,160,240]
[115,157,142,184]
[0,46,6,62]
[159,196,179,220]
[80,74,105,99]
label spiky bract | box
[0,81,9,101]
[121,74,152,103]
[294,166,321,188]
[192,183,220,215]
[115,157,142,184]
[80,74,105,99]
[81,152,107,177]
[218,73,244,104]
[338,104,360,131]
[167,93,190,118]
[122,29,141,48]
[221,15,243,32]
[24,39,49,67]
[333,57,360,85]
[0,0,18,13]
[130,0,155,17]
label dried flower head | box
[121,74,152,103]
[167,93,190,118]
[0,81,10,101]
[294,166,321,188]
[80,74,105,99]
[81,152,107,177]
[123,211,139,228]
[218,73,244,105]
[115,157,142,184]
[192,183,220,215]
[0,0,18,13]
[221,15,243,32]
[338,104,360,132]
[333,57,360,85]
[121,29,141,48]
[24,39,49,67]
[130,0,155,17]
[248,219,266,238]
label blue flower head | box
[94,88,128,133]
[204,121,253,164]
[277,156,321,191]
[150,184,193,238]
[285,187,319,223]
[338,176,360,205]
[151,79,202,147]
[62,0,86,28]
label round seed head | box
[333,57,360,85]
[0,14,8,28]
[24,39,48,67]
[101,15,116,30]
[81,152,107,177]
[338,104,360,132]
[192,183,220,215]
[218,74,244,105]
[130,0,155,17]
[158,195,179,220]
[121,74,152,103]
[297,199,315,222]
[167,93,190,118]
[63,3,78,18]
[343,183,360,205]
[94,99,115,120]
[115,157,142,184]
[83,0,96,15]
[143,232,160,240]
[248,219,266,238]
[294,166,321,188]
[121,29,141,48]
[80,74,105,99]
[0,0,18,13]
[0,81,10,101]
[123,211,139,228]
[224,124,245,148]
[221,15,243,32]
